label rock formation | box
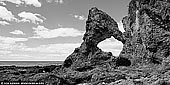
[52,7,132,85]
[120,0,170,66]
[62,7,127,71]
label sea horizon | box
[0,61,63,66]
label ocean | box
[0,61,63,66]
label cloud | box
[118,21,125,32]
[21,0,41,7]
[31,25,84,38]
[0,42,80,61]
[46,0,64,4]
[0,54,34,61]
[0,50,12,55]
[46,0,53,3]
[0,0,22,5]
[0,6,45,24]
[18,11,46,24]
[10,30,25,35]
[98,38,123,56]
[0,0,41,7]
[0,6,18,22]
[0,2,6,5]
[0,36,28,44]
[0,43,26,53]
[0,40,27,59]
[22,43,80,53]
[73,14,87,21]
[0,6,45,25]
[19,43,80,60]
[0,21,10,25]
[9,54,32,57]
[54,0,64,4]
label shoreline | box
[0,64,62,67]
[0,61,63,67]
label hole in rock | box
[116,57,131,66]
[98,38,123,57]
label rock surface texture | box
[0,0,170,85]
[120,0,170,66]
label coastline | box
[0,61,63,67]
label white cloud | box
[118,21,125,32]
[0,21,10,25]
[0,36,28,44]
[15,43,80,61]
[0,6,18,22]
[73,14,87,21]
[10,30,25,35]
[0,42,79,61]
[46,0,53,3]
[0,42,27,60]
[0,0,41,7]
[18,11,46,24]
[31,25,83,38]
[41,53,69,61]
[0,43,26,52]
[46,0,64,4]
[0,54,35,61]
[54,0,63,4]
[98,38,123,56]
[0,2,6,5]
[0,43,12,50]
[0,50,11,55]
[0,0,22,5]
[21,0,41,7]
[9,54,32,57]
[0,6,45,25]
[22,43,80,53]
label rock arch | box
[62,7,126,71]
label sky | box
[0,0,130,61]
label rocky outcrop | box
[120,0,170,66]
[0,65,61,82]
[51,7,131,85]
[62,7,126,71]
